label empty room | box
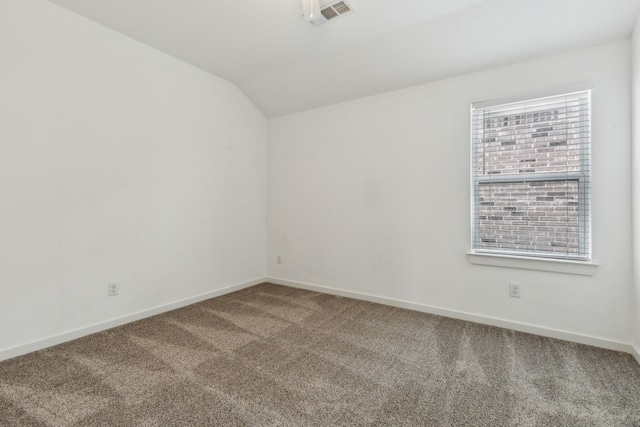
[2,0,640,425]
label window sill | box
[467,252,599,276]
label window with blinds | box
[471,90,591,260]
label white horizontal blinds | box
[471,90,591,260]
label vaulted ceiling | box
[46,0,640,117]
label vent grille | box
[321,7,339,20]
[317,1,354,24]
[332,1,351,14]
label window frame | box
[469,89,592,262]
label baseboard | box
[0,277,266,363]
[5,276,637,365]
[268,277,635,356]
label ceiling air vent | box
[316,1,355,25]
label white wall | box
[268,41,633,346]
[0,0,267,357]
[632,15,640,359]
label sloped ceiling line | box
[45,0,640,117]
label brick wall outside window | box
[472,92,589,258]
[477,180,579,255]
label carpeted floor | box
[1,283,639,426]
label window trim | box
[469,87,593,263]
[466,252,599,276]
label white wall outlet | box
[277,255,282,264]
[509,282,521,298]
[108,281,120,296]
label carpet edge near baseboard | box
[267,276,637,361]
[0,277,266,363]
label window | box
[471,90,591,261]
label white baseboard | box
[5,276,637,366]
[268,277,636,356]
[0,277,266,363]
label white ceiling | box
[46,0,640,117]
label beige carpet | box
[1,283,639,426]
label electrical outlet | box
[509,282,521,298]
[277,255,282,264]
[108,281,120,297]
